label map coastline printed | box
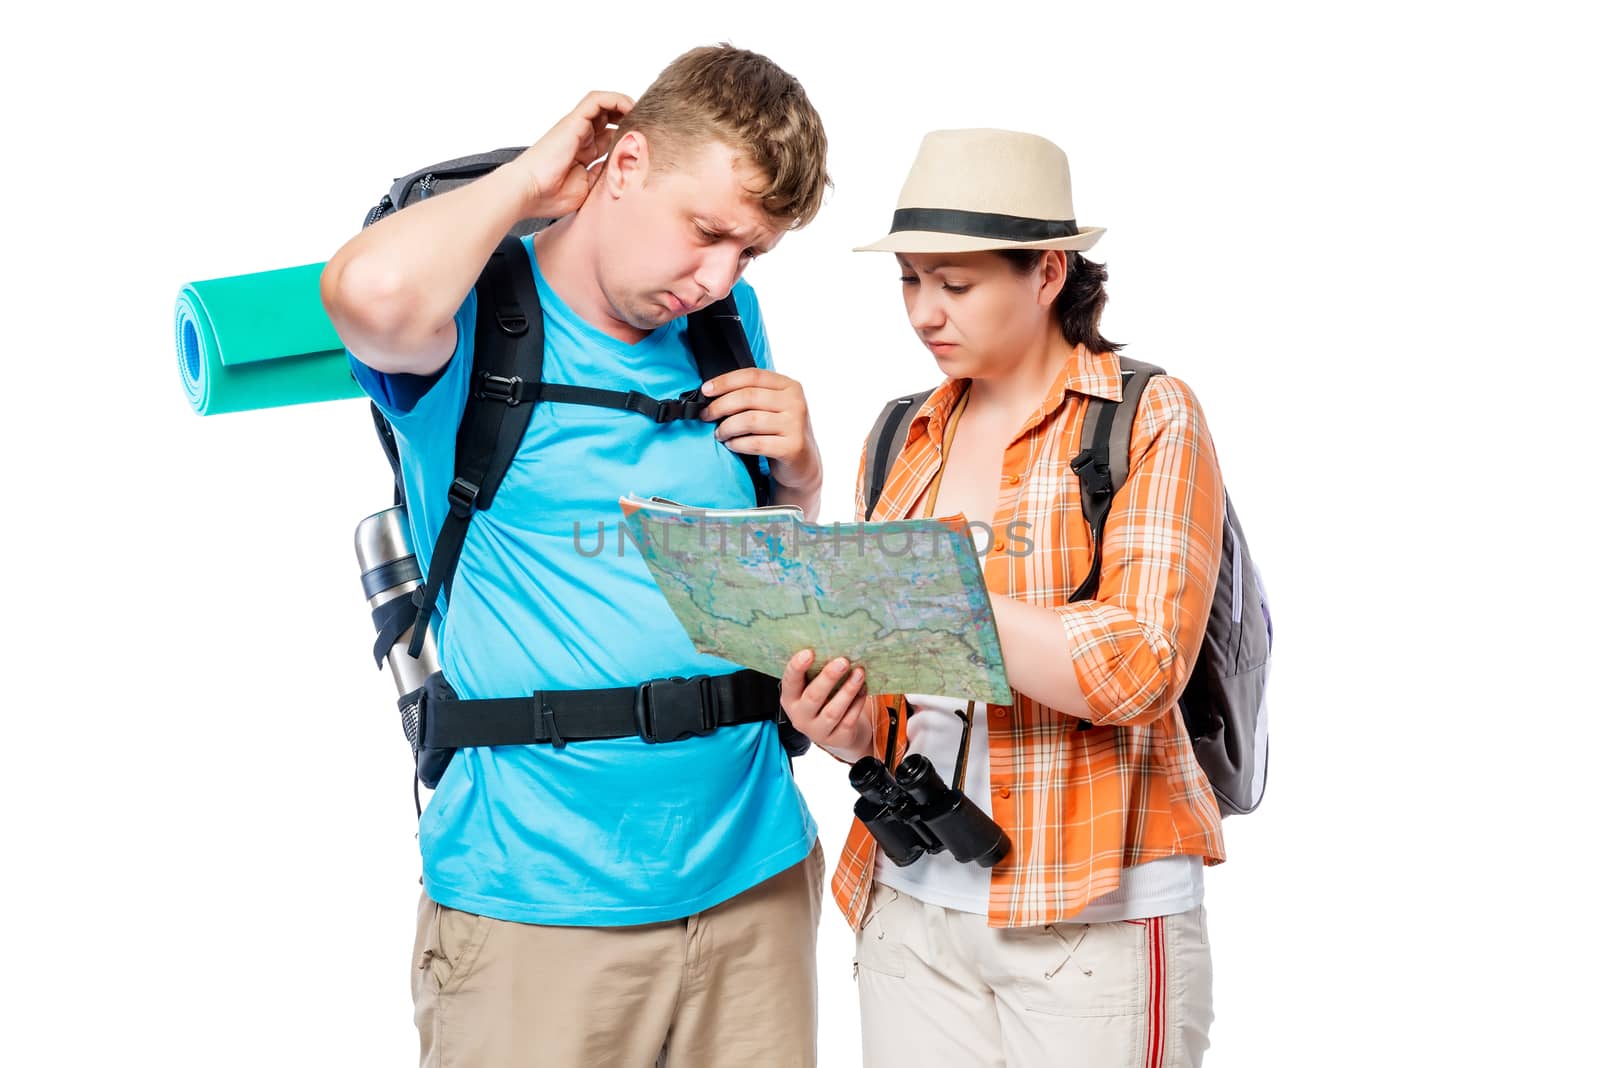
[619,503,1011,704]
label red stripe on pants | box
[1146,916,1167,1068]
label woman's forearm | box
[989,594,1092,719]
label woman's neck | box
[965,330,1075,424]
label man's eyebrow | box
[701,215,779,253]
[699,215,742,237]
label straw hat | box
[855,128,1104,254]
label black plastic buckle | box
[633,675,717,743]
[621,390,706,424]
[675,388,709,421]
[622,390,688,424]
[447,477,480,517]
[411,683,430,751]
[621,391,661,421]
[1070,448,1113,498]
[495,308,529,336]
[478,373,525,406]
[416,671,455,750]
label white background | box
[3,1,1595,1064]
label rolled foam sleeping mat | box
[175,261,364,415]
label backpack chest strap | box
[480,377,712,423]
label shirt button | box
[992,539,1007,554]
[996,785,1012,799]
[1005,473,1023,485]
[993,707,1007,719]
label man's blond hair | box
[613,44,830,228]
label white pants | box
[853,884,1213,1068]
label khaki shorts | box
[412,840,825,1068]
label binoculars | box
[848,699,1011,869]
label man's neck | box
[531,213,651,345]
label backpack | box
[358,148,806,793]
[863,357,1271,816]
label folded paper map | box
[619,495,1011,703]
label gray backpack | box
[863,357,1271,816]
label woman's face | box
[895,251,1061,379]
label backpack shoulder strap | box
[366,148,529,229]
[1103,356,1164,493]
[1068,355,1165,603]
[459,236,545,510]
[405,234,545,656]
[863,389,934,520]
[684,296,770,506]
[681,297,807,757]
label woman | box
[780,129,1227,1067]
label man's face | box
[598,136,788,331]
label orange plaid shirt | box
[831,344,1228,929]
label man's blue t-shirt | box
[349,236,816,925]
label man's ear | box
[604,130,650,198]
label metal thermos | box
[354,505,439,690]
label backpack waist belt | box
[419,668,783,748]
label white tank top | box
[871,694,1204,922]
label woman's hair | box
[995,250,1122,353]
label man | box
[321,45,830,1068]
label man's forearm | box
[770,423,823,522]
[772,476,822,522]
[322,165,531,348]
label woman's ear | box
[1038,249,1070,307]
